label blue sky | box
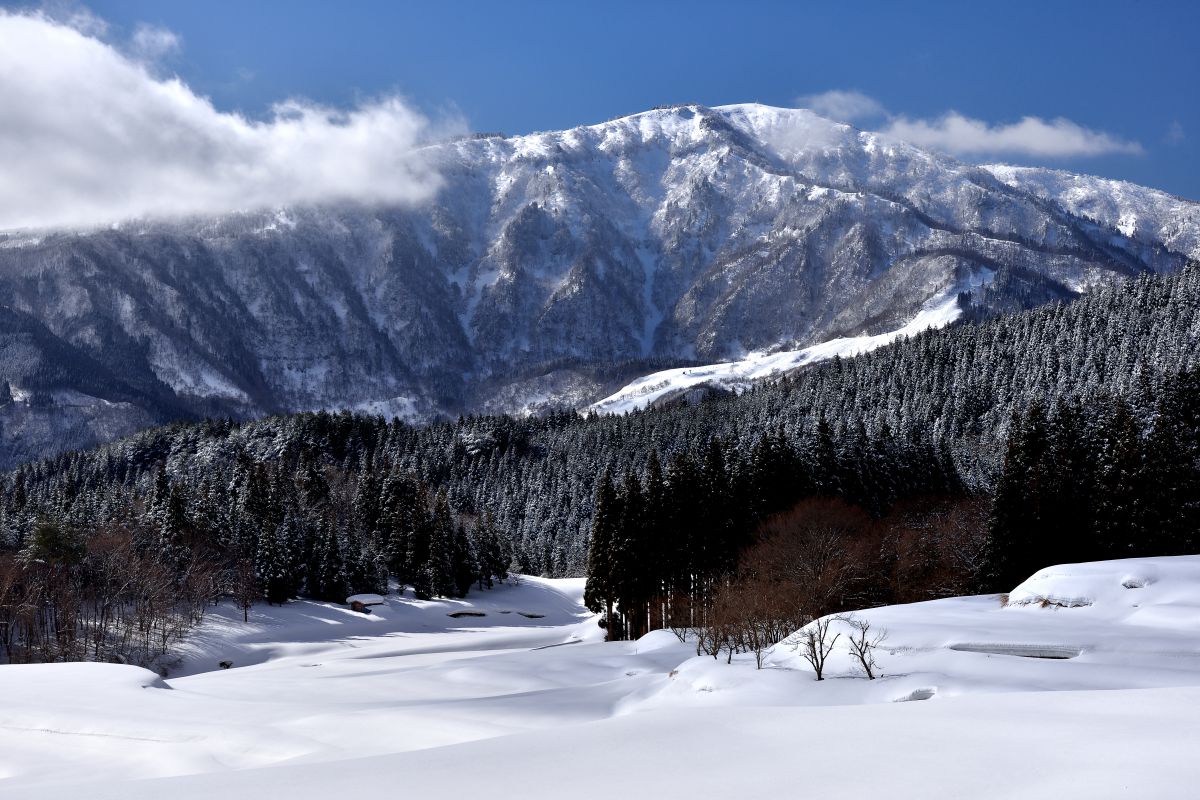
[66,0,1197,198]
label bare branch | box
[791,615,841,681]
[843,614,888,679]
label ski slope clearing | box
[588,292,962,415]
[3,557,1200,798]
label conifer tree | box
[584,470,619,639]
[981,404,1050,591]
[1094,400,1144,559]
[308,519,348,601]
[257,515,295,605]
[641,450,667,629]
[1043,401,1095,564]
[451,521,475,598]
[1141,372,1200,554]
[616,469,645,639]
[424,491,457,598]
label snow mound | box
[635,629,687,652]
[641,555,1200,715]
[1005,558,1181,612]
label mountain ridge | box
[0,102,1195,467]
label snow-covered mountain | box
[984,164,1200,262]
[1,103,1196,465]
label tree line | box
[982,369,1200,590]
[0,457,512,666]
[583,370,1200,655]
[1,265,1198,663]
[583,420,961,641]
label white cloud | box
[797,90,887,123]
[800,88,1143,160]
[881,112,1144,158]
[1165,121,1185,145]
[0,10,454,231]
[130,23,181,63]
[49,2,108,37]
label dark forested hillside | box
[1,266,1199,661]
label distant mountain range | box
[1,103,1196,468]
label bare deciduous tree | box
[232,558,258,623]
[843,614,887,679]
[792,615,840,681]
[709,579,809,668]
[0,522,216,668]
[754,499,867,614]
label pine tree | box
[1043,401,1096,564]
[451,521,475,598]
[473,512,509,588]
[981,404,1050,591]
[257,516,295,605]
[379,472,420,587]
[616,470,645,639]
[424,491,457,599]
[641,450,667,630]
[308,519,348,602]
[408,500,435,600]
[584,470,619,639]
[809,415,840,495]
[1141,372,1200,554]
[1094,399,1144,558]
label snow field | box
[2,556,1200,798]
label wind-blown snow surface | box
[589,290,963,414]
[5,557,1200,798]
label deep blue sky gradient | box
[57,0,1200,197]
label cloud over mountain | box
[796,90,886,123]
[797,89,1142,160]
[882,112,1144,158]
[0,10,451,231]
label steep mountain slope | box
[984,164,1200,262]
[8,268,1198,576]
[0,103,1193,466]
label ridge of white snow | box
[985,163,1200,260]
[588,290,963,415]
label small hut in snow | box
[346,594,385,614]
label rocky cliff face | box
[0,103,1194,467]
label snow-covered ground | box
[4,557,1200,798]
[588,292,962,415]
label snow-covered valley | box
[4,5,1199,798]
[5,555,1200,799]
